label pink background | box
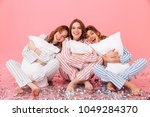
[0,0,150,71]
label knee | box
[139,58,148,66]
[53,59,60,67]
[93,64,104,73]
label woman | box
[86,25,147,95]
[6,25,69,96]
[56,19,104,92]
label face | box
[53,30,68,43]
[71,22,82,41]
[86,30,100,44]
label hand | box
[28,41,36,51]
[102,54,120,64]
[36,59,46,65]
[105,49,119,58]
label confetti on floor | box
[0,67,150,100]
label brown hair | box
[86,25,107,40]
[69,19,86,40]
[47,25,69,48]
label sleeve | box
[120,48,132,64]
[81,50,102,63]
[61,40,85,69]
[22,46,39,64]
[39,34,48,40]
[38,51,54,63]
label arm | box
[102,49,120,65]
[82,50,102,63]
[61,40,85,69]
[28,40,41,55]
[103,48,132,65]
[119,48,132,64]
[22,46,39,64]
[28,40,52,64]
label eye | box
[72,27,75,29]
[78,27,81,29]
[62,35,66,38]
[86,34,89,38]
[91,32,94,35]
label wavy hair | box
[46,25,69,48]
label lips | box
[57,38,60,41]
[73,33,80,36]
[56,35,61,41]
[90,38,96,43]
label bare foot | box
[66,82,76,92]
[131,88,141,96]
[124,81,140,96]
[106,82,116,92]
[84,81,93,91]
[27,82,40,96]
[32,88,40,97]
[16,87,24,94]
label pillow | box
[106,63,130,74]
[89,32,123,56]
[28,35,60,54]
[66,40,93,54]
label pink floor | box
[0,66,150,100]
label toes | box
[32,89,40,97]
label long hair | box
[69,19,86,40]
[47,25,69,48]
[86,25,107,40]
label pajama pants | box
[93,58,147,89]
[56,54,103,81]
[6,58,60,88]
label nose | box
[74,28,79,32]
[89,36,93,41]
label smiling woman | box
[0,0,150,100]
[5,25,69,96]
[56,19,103,92]
[85,25,148,96]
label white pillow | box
[66,40,93,54]
[89,32,123,56]
[106,63,130,74]
[29,35,60,54]
[89,32,129,74]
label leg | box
[106,82,116,91]
[124,81,140,96]
[6,59,32,87]
[56,54,77,81]
[119,58,147,80]
[33,59,60,82]
[6,60,40,96]
[59,68,70,81]
[84,80,93,91]
[93,64,126,89]
[66,78,80,92]
[66,59,103,91]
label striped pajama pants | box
[93,58,147,89]
[6,58,60,88]
[56,54,103,81]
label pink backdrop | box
[0,0,150,71]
